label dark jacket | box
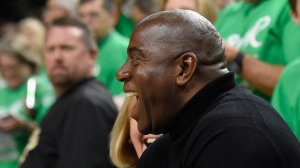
[21,78,117,168]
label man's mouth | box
[125,92,138,97]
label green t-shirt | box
[215,0,290,101]
[271,59,300,141]
[115,12,135,38]
[0,82,26,168]
[0,74,55,168]
[95,30,128,96]
[282,18,300,63]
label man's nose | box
[116,63,131,82]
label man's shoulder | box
[73,79,113,102]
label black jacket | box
[21,78,117,168]
[137,73,300,168]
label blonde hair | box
[17,17,46,57]
[110,96,138,168]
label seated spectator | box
[116,0,163,38]
[0,35,53,168]
[17,18,46,61]
[43,0,79,28]
[271,0,300,141]
[78,0,129,108]
[20,17,117,168]
[214,0,292,101]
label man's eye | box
[62,46,74,51]
[129,57,140,66]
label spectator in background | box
[213,0,235,10]
[130,0,163,24]
[116,0,163,37]
[214,0,292,101]
[271,0,300,141]
[17,18,46,60]
[110,96,161,168]
[16,17,56,125]
[0,35,49,168]
[164,0,219,23]
[43,0,79,28]
[78,0,128,108]
[20,17,117,168]
[115,0,136,38]
[116,10,300,168]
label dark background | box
[0,0,46,24]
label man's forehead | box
[48,26,83,37]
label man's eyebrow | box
[127,47,146,57]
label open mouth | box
[125,92,138,97]
[125,92,140,102]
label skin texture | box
[44,26,96,96]
[117,10,228,134]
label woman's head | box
[0,35,41,88]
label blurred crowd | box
[0,0,299,167]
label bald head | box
[134,10,226,69]
[117,10,228,134]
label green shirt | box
[95,30,128,96]
[271,59,300,141]
[215,0,290,101]
[0,82,26,168]
[282,18,300,63]
[115,12,135,38]
[0,74,55,168]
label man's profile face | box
[44,26,93,88]
[78,0,112,40]
[117,24,180,134]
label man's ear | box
[291,11,300,24]
[88,48,98,65]
[175,52,198,86]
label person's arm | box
[0,115,36,133]
[225,43,284,96]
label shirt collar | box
[169,72,236,139]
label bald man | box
[117,10,300,168]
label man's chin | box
[50,77,71,87]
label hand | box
[224,42,240,63]
[0,115,23,132]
